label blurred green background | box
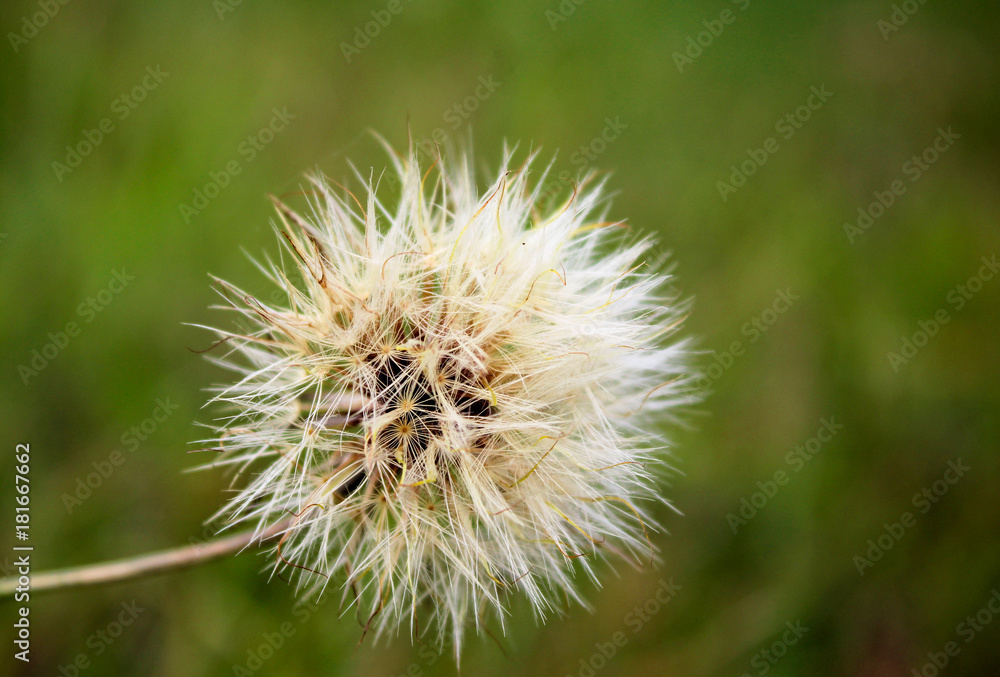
[2,0,999,675]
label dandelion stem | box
[0,520,289,598]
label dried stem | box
[0,520,289,598]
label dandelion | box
[192,140,693,653]
[2,141,694,659]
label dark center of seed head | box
[368,350,495,468]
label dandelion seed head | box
[196,141,694,656]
